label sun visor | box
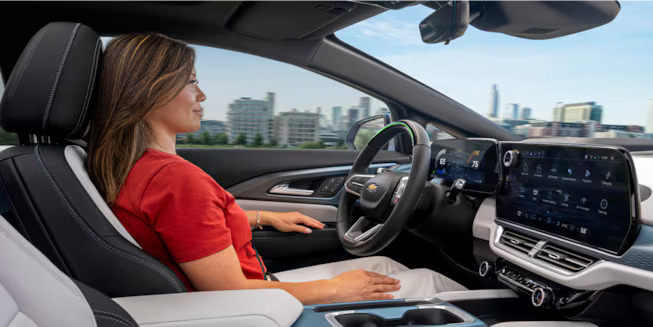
[470,1,620,40]
[229,1,361,40]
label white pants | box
[274,256,467,299]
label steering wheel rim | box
[337,120,431,256]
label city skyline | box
[337,2,653,126]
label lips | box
[193,108,204,117]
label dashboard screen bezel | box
[496,142,641,255]
[430,138,501,195]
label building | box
[227,92,275,144]
[646,99,653,133]
[347,107,359,129]
[489,85,499,118]
[552,102,603,123]
[275,109,320,146]
[359,97,370,119]
[506,103,519,120]
[331,106,342,128]
[521,107,532,120]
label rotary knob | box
[503,150,520,168]
[531,287,553,308]
[478,261,494,278]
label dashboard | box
[432,138,653,298]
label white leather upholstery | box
[64,145,141,248]
[0,217,96,327]
[492,322,598,327]
[113,289,302,327]
[435,289,517,302]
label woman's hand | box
[263,211,325,234]
[329,269,401,302]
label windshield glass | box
[337,2,653,140]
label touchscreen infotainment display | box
[431,139,500,194]
[496,143,638,254]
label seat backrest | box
[0,216,139,327]
[0,22,186,297]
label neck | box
[148,124,177,155]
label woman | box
[87,33,466,305]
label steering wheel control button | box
[391,177,409,205]
[503,150,519,168]
[531,287,552,307]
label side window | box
[178,45,392,150]
[0,70,17,146]
[426,123,455,144]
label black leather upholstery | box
[0,22,101,139]
[75,281,139,327]
[0,22,186,296]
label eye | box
[188,79,199,86]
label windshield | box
[337,2,653,140]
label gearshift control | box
[446,178,466,202]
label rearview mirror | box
[419,0,470,44]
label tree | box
[215,133,229,145]
[253,133,263,147]
[268,137,278,147]
[186,133,195,144]
[236,133,248,146]
[201,131,213,145]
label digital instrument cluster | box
[496,143,639,254]
[430,139,500,194]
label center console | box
[292,298,486,327]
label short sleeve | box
[139,161,232,263]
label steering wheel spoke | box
[344,174,375,197]
[390,176,409,206]
[343,216,383,243]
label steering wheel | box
[337,120,431,256]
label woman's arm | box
[179,245,400,305]
[245,210,325,233]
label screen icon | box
[550,168,557,173]
[581,197,588,205]
[580,227,588,235]
[605,171,611,180]
[536,164,542,174]
[533,189,539,196]
[567,168,573,175]
[585,170,591,178]
[563,193,570,202]
[600,199,609,210]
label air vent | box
[500,230,538,254]
[520,27,559,35]
[536,244,596,272]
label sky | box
[96,2,653,126]
[336,1,653,125]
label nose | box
[197,86,207,102]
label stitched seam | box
[33,145,184,292]
[70,38,100,137]
[42,23,80,131]
[92,310,137,327]
[93,312,136,327]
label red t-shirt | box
[112,148,266,290]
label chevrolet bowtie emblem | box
[367,184,378,192]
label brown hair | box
[87,33,195,206]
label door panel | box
[177,148,411,188]
[179,148,411,271]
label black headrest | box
[0,22,101,139]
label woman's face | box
[146,68,207,134]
